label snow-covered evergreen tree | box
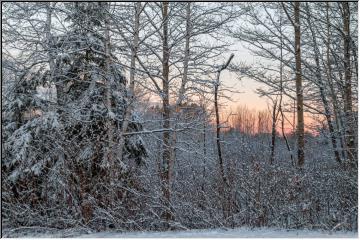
[2,2,147,229]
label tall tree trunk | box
[294,2,305,168]
[44,2,57,119]
[167,4,192,210]
[326,2,347,161]
[118,2,141,166]
[305,3,341,164]
[161,1,173,226]
[342,2,356,164]
[104,3,115,184]
[177,2,191,106]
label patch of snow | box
[3,227,357,238]
[89,227,357,238]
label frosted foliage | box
[2,1,357,236]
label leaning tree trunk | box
[326,2,347,161]
[214,70,228,220]
[305,3,341,164]
[214,54,234,221]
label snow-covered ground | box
[2,227,357,238]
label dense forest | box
[1,2,358,236]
